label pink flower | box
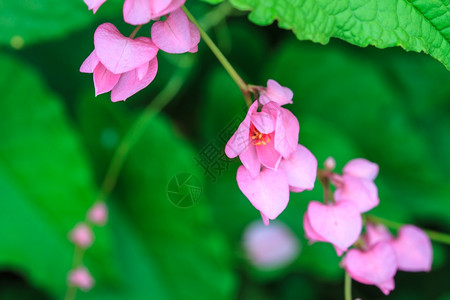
[225,101,299,178]
[236,166,290,224]
[87,202,108,226]
[363,223,432,272]
[279,144,317,192]
[69,223,94,249]
[243,221,300,270]
[363,223,393,249]
[151,8,200,54]
[123,0,185,25]
[342,242,397,295]
[80,23,159,102]
[390,225,433,272]
[257,79,293,106]
[303,201,362,256]
[68,267,94,291]
[83,0,107,13]
[332,158,379,213]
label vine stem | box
[366,215,450,245]
[99,61,191,201]
[182,5,253,107]
[345,272,352,300]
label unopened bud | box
[68,267,94,291]
[324,156,336,171]
[87,202,108,226]
[69,223,94,249]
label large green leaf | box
[229,0,450,70]
[0,0,96,47]
[75,88,237,300]
[0,53,104,295]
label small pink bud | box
[68,267,94,291]
[69,223,94,249]
[87,202,108,226]
[324,156,336,171]
[243,221,300,270]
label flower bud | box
[69,223,94,249]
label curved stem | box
[182,6,253,106]
[129,25,142,39]
[367,215,450,245]
[99,61,191,201]
[345,272,352,300]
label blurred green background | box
[1,0,450,299]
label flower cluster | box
[304,158,432,295]
[81,0,200,101]
[225,80,317,225]
[67,202,108,291]
[343,223,432,295]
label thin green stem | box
[182,6,253,106]
[129,25,142,39]
[343,216,353,300]
[99,60,192,200]
[367,215,450,245]
[345,272,352,300]
[64,287,77,300]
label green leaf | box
[229,0,450,70]
[0,0,93,47]
[0,53,100,295]
[75,92,237,300]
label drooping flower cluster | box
[225,80,317,225]
[342,223,432,295]
[67,202,108,291]
[81,0,200,101]
[304,158,432,295]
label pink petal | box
[84,0,107,13]
[236,166,289,220]
[151,9,200,54]
[256,133,282,170]
[155,0,185,18]
[110,58,158,102]
[279,144,317,192]
[93,63,121,96]
[123,0,153,25]
[136,61,149,80]
[188,22,200,53]
[239,145,260,179]
[334,175,379,213]
[343,158,379,180]
[225,101,258,158]
[251,111,275,134]
[363,223,393,249]
[303,210,327,243]
[390,225,432,272]
[260,212,270,226]
[263,103,299,158]
[306,201,362,253]
[259,79,293,106]
[243,221,300,269]
[94,23,158,74]
[80,50,99,73]
[343,242,397,295]
[377,278,395,296]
